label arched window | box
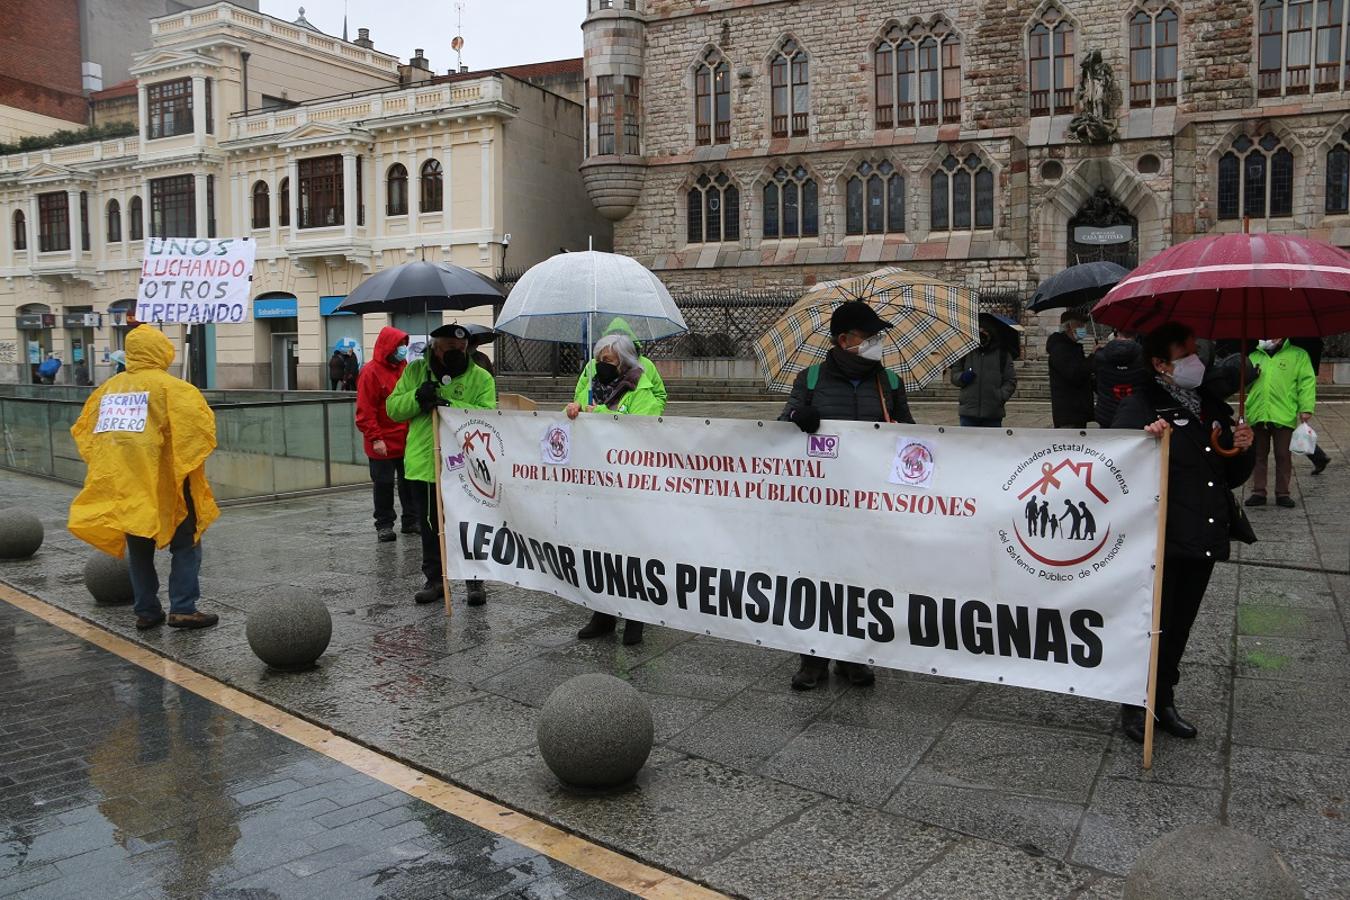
[930,153,994,231]
[1259,0,1348,96]
[278,178,290,227]
[1129,6,1179,107]
[128,196,142,240]
[875,22,961,128]
[1327,129,1350,213]
[1216,133,1295,219]
[762,165,817,238]
[769,38,809,138]
[694,49,732,146]
[845,161,905,235]
[106,199,121,243]
[251,180,269,229]
[12,210,25,251]
[687,173,740,244]
[420,159,443,213]
[1029,8,1075,116]
[386,164,408,216]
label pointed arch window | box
[1327,129,1350,213]
[694,49,731,146]
[1216,133,1295,219]
[687,173,740,244]
[1029,9,1075,116]
[1129,6,1179,107]
[876,24,960,128]
[930,154,994,231]
[770,38,809,138]
[1260,0,1350,96]
[387,163,408,216]
[106,199,122,243]
[845,161,905,235]
[128,196,143,240]
[12,210,25,251]
[251,180,269,229]
[763,166,817,238]
[420,159,443,213]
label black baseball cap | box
[429,324,470,340]
[830,301,893,337]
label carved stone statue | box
[1067,50,1121,144]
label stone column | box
[137,84,148,139]
[288,158,300,236]
[66,189,81,262]
[192,75,207,145]
[27,196,38,265]
[342,150,357,239]
[373,151,384,235]
[408,152,420,234]
[479,138,492,233]
[141,178,152,239]
[441,141,452,231]
[270,168,281,246]
[193,173,208,237]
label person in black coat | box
[780,300,915,691]
[1047,311,1094,428]
[1092,328,1148,427]
[1112,322,1254,744]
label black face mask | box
[979,331,993,348]
[430,348,469,379]
[595,361,620,384]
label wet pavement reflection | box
[0,601,634,899]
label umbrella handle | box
[1210,427,1241,458]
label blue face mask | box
[1074,327,1089,341]
[394,345,408,362]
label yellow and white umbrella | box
[754,267,982,393]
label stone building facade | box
[0,2,606,387]
[581,0,1350,351]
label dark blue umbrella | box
[1029,261,1130,313]
[335,261,504,315]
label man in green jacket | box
[573,317,667,412]
[387,324,497,605]
[1245,337,1316,509]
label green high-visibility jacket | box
[574,355,667,411]
[386,358,496,482]
[1246,342,1316,429]
[575,380,664,417]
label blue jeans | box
[960,415,1003,428]
[126,484,202,619]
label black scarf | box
[1155,376,1203,419]
[593,365,643,409]
[829,347,881,381]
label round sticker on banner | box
[889,437,936,489]
[541,422,571,466]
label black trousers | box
[409,480,442,587]
[1155,557,1216,708]
[369,457,415,531]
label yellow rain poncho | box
[68,327,220,557]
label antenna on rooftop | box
[452,2,466,71]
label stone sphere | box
[245,595,332,671]
[1125,824,1304,900]
[84,552,134,605]
[537,673,653,789]
[0,512,44,560]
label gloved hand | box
[958,369,976,386]
[792,407,821,434]
[415,381,444,412]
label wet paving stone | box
[0,601,633,900]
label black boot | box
[834,660,875,687]
[1310,447,1330,475]
[465,580,487,606]
[1120,704,1146,744]
[1159,704,1198,739]
[622,620,644,646]
[791,656,829,691]
[413,582,444,605]
[577,612,617,639]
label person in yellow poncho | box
[68,326,220,631]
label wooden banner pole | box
[432,408,453,619]
[1143,428,1172,769]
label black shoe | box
[1275,495,1296,508]
[401,522,421,534]
[135,612,165,631]
[622,620,644,645]
[414,582,444,605]
[1158,704,1198,739]
[1120,705,1146,744]
[1312,454,1329,475]
[835,660,875,687]
[577,612,617,639]
[376,527,397,543]
[465,580,487,607]
[1244,494,1267,507]
[791,657,829,691]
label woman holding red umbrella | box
[1112,322,1254,744]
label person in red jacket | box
[356,326,417,542]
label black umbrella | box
[462,323,496,345]
[335,261,504,315]
[1029,261,1130,313]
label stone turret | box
[580,0,646,221]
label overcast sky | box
[258,0,584,72]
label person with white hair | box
[566,333,662,644]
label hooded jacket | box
[1092,338,1148,427]
[67,327,220,557]
[355,326,410,459]
[1046,331,1094,427]
[1246,341,1316,429]
[573,317,668,411]
[386,354,496,482]
[949,344,1016,420]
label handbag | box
[1227,492,1258,544]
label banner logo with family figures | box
[445,417,505,508]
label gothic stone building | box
[580,0,1350,349]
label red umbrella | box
[1093,232,1350,454]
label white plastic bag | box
[1290,422,1317,455]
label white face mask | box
[1169,353,1206,389]
[1259,339,1281,353]
[855,333,886,361]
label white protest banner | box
[438,411,1163,706]
[137,237,257,325]
[93,392,149,434]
